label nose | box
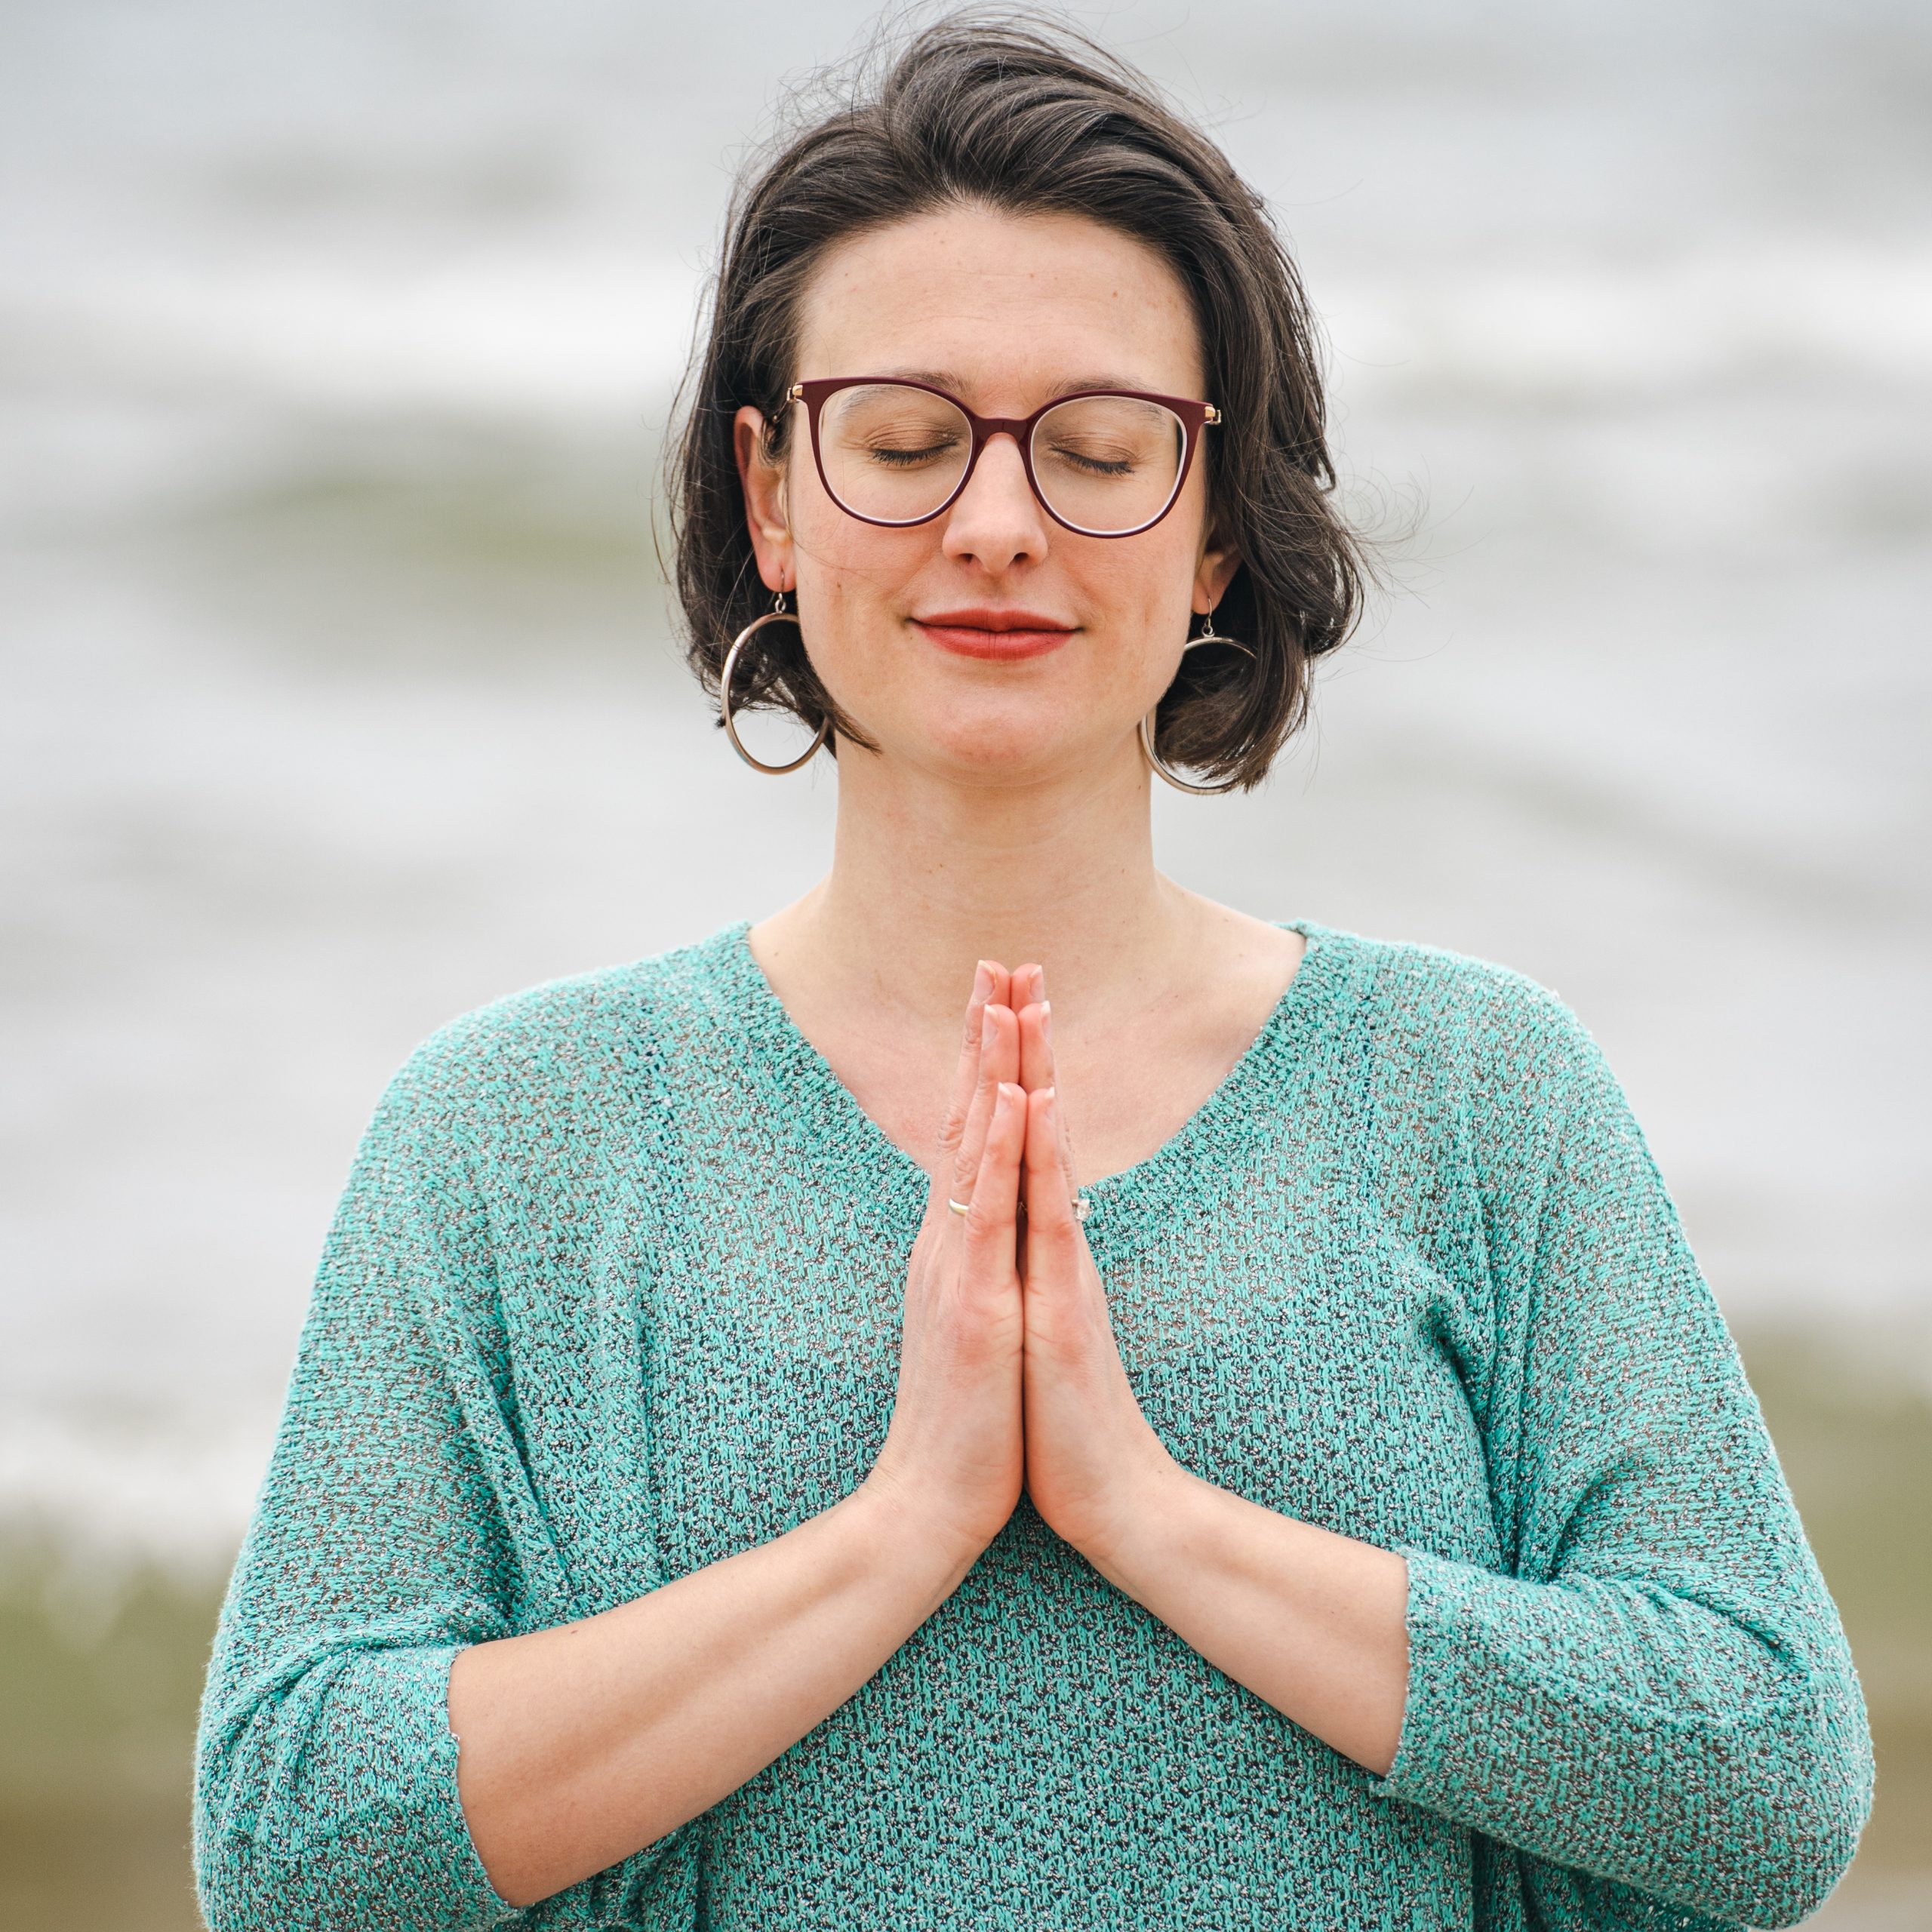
[940,431,1050,575]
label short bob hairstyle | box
[669,8,1377,792]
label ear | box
[734,405,795,594]
[1193,515,1241,616]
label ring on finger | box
[947,1192,1088,1220]
[1012,1197,1091,1223]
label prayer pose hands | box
[867,961,1176,1568]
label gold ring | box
[947,1197,971,1217]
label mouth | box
[912,608,1078,661]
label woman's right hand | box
[863,960,1028,1564]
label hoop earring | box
[1140,605,1253,796]
[720,591,831,776]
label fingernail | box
[1040,998,1053,1040]
[972,960,991,1003]
[1042,1084,1057,1125]
[981,1006,996,1048]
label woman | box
[192,17,1872,1930]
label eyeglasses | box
[785,377,1220,539]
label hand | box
[1011,967,1180,1564]
[863,961,1028,1567]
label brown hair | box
[666,7,1380,789]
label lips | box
[912,608,1077,661]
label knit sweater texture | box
[193,918,1873,1931]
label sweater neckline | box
[709,916,1345,1246]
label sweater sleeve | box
[1367,977,1874,1930]
[193,1039,531,1932]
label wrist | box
[1067,1444,1200,1589]
[846,1472,989,1601]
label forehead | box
[791,204,1207,407]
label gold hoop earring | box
[1140,605,1252,796]
[720,591,831,776]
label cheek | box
[1081,528,1200,650]
[786,457,926,587]
[789,473,946,642]
[786,513,928,713]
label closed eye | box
[1041,441,1137,477]
[866,440,961,466]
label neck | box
[760,739,1188,1029]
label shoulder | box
[1299,921,1620,1134]
[1307,921,1595,1056]
[368,922,749,1151]
[1299,927,1672,1278]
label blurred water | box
[2,0,1928,1573]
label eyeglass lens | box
[816,383,1189,534]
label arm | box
[1078,1474,1411,1776]
[1012,969,1872,1930]
[198,969,1032,1927]
[194,1038,537,1932]
[1351,980,1874,1927]
[1008,988,1410,1779]
[448,1485,968,1905]
[451,962,1032,1905]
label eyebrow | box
[872,368,1164,403]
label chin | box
[863,709,1120,788]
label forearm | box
[448,1480,977,1907]
[1083,1463,1411,1777]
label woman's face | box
[735,205,1238,788]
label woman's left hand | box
[1011,968,1180,1564]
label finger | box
[1021,1085,1081,1260]
[950,1002,1018,1208]
[962,1081,1026,1266]
[1041,998,1081,1186]
[1015,986,1080,1192]
[1017,996,1052,1096]
[929,960,1011,1225]
[934,959,1006,1164]
[1014,962,1049,1094]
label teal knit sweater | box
[193,919,1872,1931]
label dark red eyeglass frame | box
[785,376,1221,539]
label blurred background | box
[2,0,1927,1924]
